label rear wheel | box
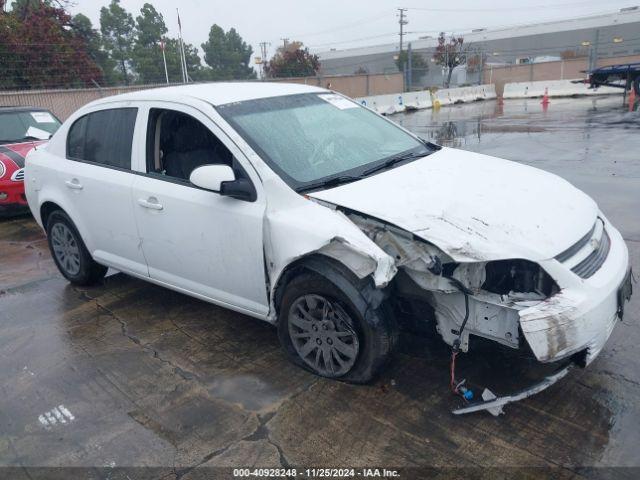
[46,210,107,285]
[278,268,397,383]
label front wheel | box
[46,210,107,285]
[278,269,396,383]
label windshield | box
[217,93,434,192]
[0,110,61,145]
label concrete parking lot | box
[1,96,639,479]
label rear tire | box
[278,268,397,384]
[46,210,107,286]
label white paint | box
[52,407,67,424]
[38,414,50,429]
[81,82,326,110]
[310,147,597,263]
[189,164,235,192]
[25,82,630,372]
[44,411,57,425]
[57,404,75,421]
[38,404,75,429]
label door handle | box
[65,179,83,190]
[137,197,163,211]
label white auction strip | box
[38,404,75,429]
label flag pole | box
[160,38,169,84]
[177,8,188,83]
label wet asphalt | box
[1,96,639,478]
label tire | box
[278,267,397,384]
[46,210,107,286]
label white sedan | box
[25,83,632,413]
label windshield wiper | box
[297,175,362,193]
[0,136,43,145]
[361,148,430,176]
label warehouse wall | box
[484,54,640,94]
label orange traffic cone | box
[541,87,550,105]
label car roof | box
[0,106,52,113]
[91,82,328,108]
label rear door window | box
[67,108,137,169]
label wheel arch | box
[37,196,96,254]
[40,201,64,229]
[272,253,388,325]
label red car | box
[0,106,61,215]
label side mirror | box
[190,164,235,192]
[220,178,256,202]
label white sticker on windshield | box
[31,112,55,123]
[318,94,358,110]
[26,126,51,140]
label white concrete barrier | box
[355,84,497,114]
[503,79,621,99]
[434,84,497,106]
[356,93,406,114]
[400,91,432,110]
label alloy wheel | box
[51,223,81,276]
[288,294,360,377]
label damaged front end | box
[343,210,630,415]
[347,211,558,354]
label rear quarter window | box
[67,108,138,169]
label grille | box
[555,218,611,279]
[11,168,24,181]
[571,229,611,279]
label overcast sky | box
[69,0,637,61]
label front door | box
[131,104,268,316]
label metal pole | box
[177,8,188,83]
[161,40,169,84]
[404,62,408,92]
[407,42,413,91]
[479,47,484,85]
[397,8,407,53]
[178,37,187,83]
[589,29,600,71]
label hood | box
[310,147,597,262]
[0,141,45,171]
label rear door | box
[58,105,148,276]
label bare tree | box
[433,32,468,88]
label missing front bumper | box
[452,364,573,416]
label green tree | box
[201,24,256,80]
[71,13,118,85]
[130,4,208,84]
[100,0,135,85]
[163,38,207,83]
[264,41,320,78]
[395,50,428,74]
[131,3,168,83]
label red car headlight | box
[0,160,6,179]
